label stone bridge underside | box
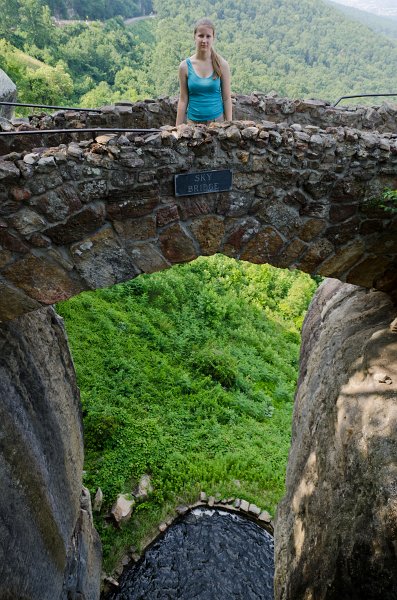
[0,94,396,322]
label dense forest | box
[0,0,155,106]
[1,0,397,109]
[57,257,317,570]
[28,0,152,21]
[148,0,397,101]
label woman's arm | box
[221,59,232,121]
[176,61,188,126]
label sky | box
[329,0,397,16]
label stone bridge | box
[1,94,397,600]
[0,93,396,322]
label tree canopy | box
[1,0,397,110]
[147,0,397,103]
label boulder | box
[93,488,103,512]
[0,69,17,119]
[133,473,153,500]
[275,279,397,600]
[0,306,101,599]
[111,494,135,524]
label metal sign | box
[174,169,232,197]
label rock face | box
[0,69,16,119]
[0,306,101,600]
[275,279,397,600]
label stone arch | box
[0,95,396,599]
[0,94,396,322]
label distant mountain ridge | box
[330,0,397,17]
[327,0,397,38]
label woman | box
[175,18,232,126]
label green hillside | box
[0,39,74,107]
[327,0,397,40]
[147,0,397,103]
[2,0,397,108]
[0,0,155,107]
[57,257,317,571]
[32,0,152,21]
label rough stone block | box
[156,204,179,227]
[258,511,272,523]
[177,196,216,220]
[248,504,261,517]
[0,283,41,321]
[159,223,197,263]
[299,218,326,242]
[346,255,392,289]
[45,204,106,245]
[0,229,29,253]
[318,240,365,277]
[9,208,46,236]
[71,228,139,289]
[0,160,20,181]
[129,242,170,274]
[3,255,83,304]
[78,179,108,203]
[240,227,284,263]
[33,186,82,223]
[239,500,249,512]
[111,494,135,525]
[107,191,159,220]
[113,215,156,242]
[190,216,225,255]
[298,238,335,273]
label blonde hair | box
[194,18,222,80]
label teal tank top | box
[186,57,223,122]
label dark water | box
[108,508,274,600]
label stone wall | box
[0,306,101,599]
[275,279,397,599]
[1,94,396,156]
[0,69,16,120]
[0,111,396,322]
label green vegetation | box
[375,188,397,214]
[148,0,397,103]
[366,187,397,215]
[5,0,153,22]
[0,39,74,107]
[0,0,155,107]
[57,256,317,572]
[2,0,397,110]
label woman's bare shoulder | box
[178,59,188,73]
[219,56,230,68]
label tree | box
[0,0,19,41]
[24,62,74,104]
[18,0,56,49]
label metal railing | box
[1,95,396,137]
[0,101,100,112]
[0,101,161,136]
[0,128,161,136]
[333,93,397,107]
